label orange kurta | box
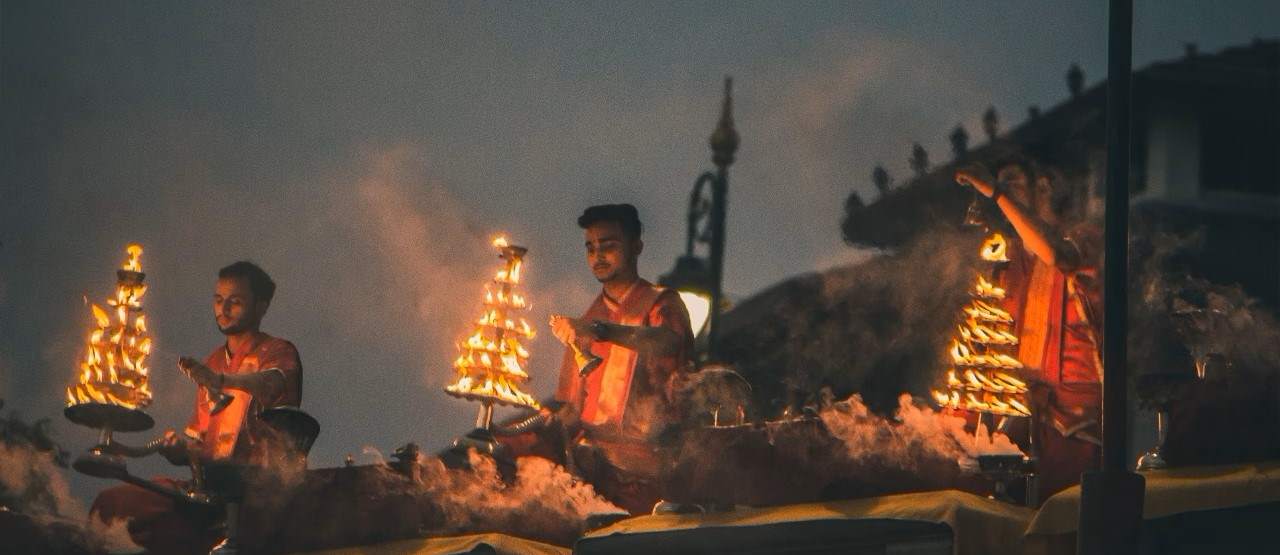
[1000,223,1103,498]
[185,332,303,462]
[553,279,694,441]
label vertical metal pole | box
[1078,0,1145,553]
[707,77,739,359]
[707,168,728,358]
[1102,0,1133,476]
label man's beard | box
[217,318,253,335]
[593,265,617,283]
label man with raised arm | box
[956,157,1103,499]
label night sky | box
[3,1,1277,501]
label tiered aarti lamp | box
[444,236,540,454]
[932,232,1032,420]
[931,230,1038,503]
[64,244,157,473]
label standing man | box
[547,204,696,514]
[91,261,302,554]
[956,158,1103,499]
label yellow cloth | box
[1027,461,1280,535]
[584,490,1034,555]
[1024,461,1280,555]
[299,533,569,555]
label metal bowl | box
[64,402,154,432]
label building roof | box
[842,39,1279,250]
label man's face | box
[996,164,1033,208]
[584,221,641,283]
[213,277,265,335]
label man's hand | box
[955,164,996,198]
[549,315,594,347]
[178,356,220,389]
[157,428,192,466]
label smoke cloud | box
[822,394,1022,469]
[0,411,138,554]
[243,451,621,550]
[421,452,622,540]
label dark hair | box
[988,144,1042,180]
[577,204,643,239]
[218,261,276,304]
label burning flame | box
[445,374,539,408]
[980,233,1009,262]
[973,275,1006,299]
[963,299,1013,323]
[66,244,153,409]
[953,391,1031,417]
[949,341,1023,370]
[958,318,1019,346]
[445,236,540,409]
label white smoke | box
[821,393,1023,470]
[0,442,139,552]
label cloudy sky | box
[3,1,1277,497]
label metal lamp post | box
[661,77,738,360]
[1077,1,1145,553]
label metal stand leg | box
[210,502,239,554]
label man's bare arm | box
[955,168,1082,271]
[550,315,683,357]
[589,320,683,357]
[178,357,286,402]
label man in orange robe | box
[957,159,1103,500]
[543,204,695,514]
[91,261,302,554]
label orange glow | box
[980,233,1009,262]
[66,244,153,409]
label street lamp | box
[659,254,713,339]
[660,77,738,359]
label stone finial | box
[949,125,969,158]
[909,143,929,177]
[982,106,999,142]
[1067,63,1084,97]
[709,76,740,169]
